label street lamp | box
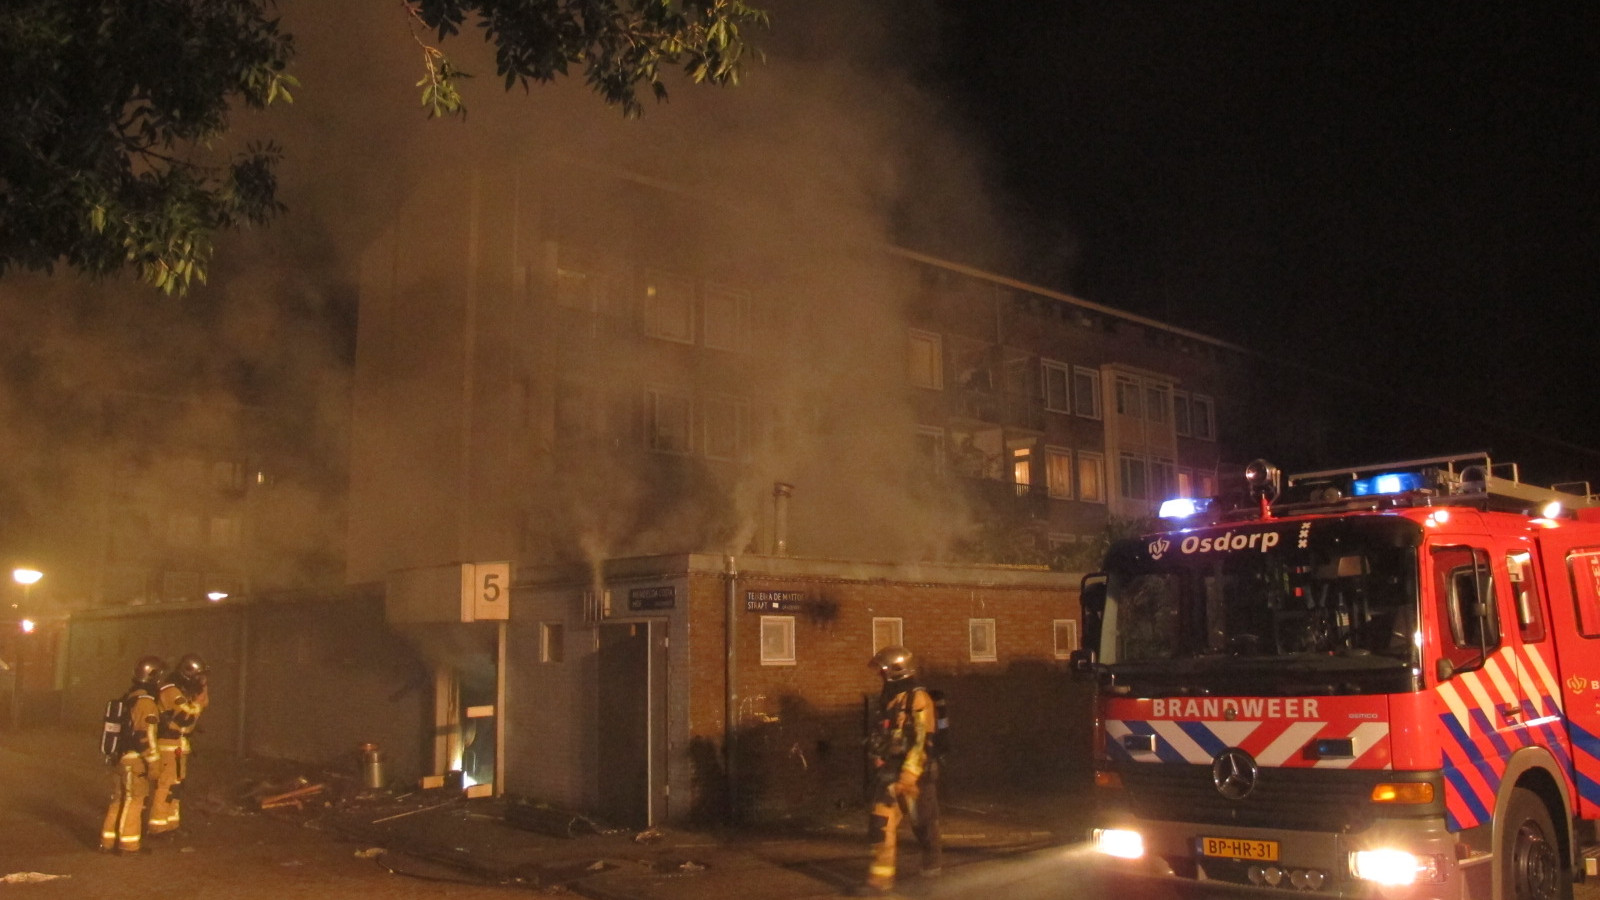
[12,568,41,608]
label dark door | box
[597,621,665,827]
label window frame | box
[1192,394,1216,441]
[1114,374,1143,419]
[1077,451,1107,504]
[760,615,797,665]
[907,329,944,390]
[968,618,998,662]
[646,387,693,455]
[643,271,696,344]
[1053,619,1080,658]
[1042,360,1072,413]
[1045,446,1074,500]
[1073,367,1102,420]
[1119,451,1148,501]
[1172,390,1192,436]
[702,283,751,351]
[702,394,748,461]
[872,617,904,653]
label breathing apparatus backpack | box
[927,688,951,759]
[101,689,150,762]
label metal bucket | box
[359,742,385,790]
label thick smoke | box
[1,0,1036,604]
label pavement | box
[1,725,1091,900]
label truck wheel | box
[1500,787,1570,900]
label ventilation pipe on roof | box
[773,482,794,556]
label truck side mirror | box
[1435,657,1455,682]
[1080,572,1108,656]
[1069,648,1097,676]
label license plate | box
[1199,836,1280,861]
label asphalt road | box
[2,725,1594,900]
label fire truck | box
[1076,454,1600,900]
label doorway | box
[597,620,668,827]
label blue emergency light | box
[1351,471,1424,496]
[1158,497,1215,519]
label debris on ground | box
[504,801,601,838]
[633,827,663,844]
[353,847,386,859]
[0,872,70,884]
[259,782,327,810]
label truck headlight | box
[1351,849,1444,885]
[1093,828,1145,860]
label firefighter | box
[859,646,942,895]
[101,656,164,854]
[148,653,208,836]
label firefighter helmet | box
[175,653,208,691]
[870,646,917,681]
[133,655,166,686]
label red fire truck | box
[1077,454,1600,900]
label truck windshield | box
[1100,516,1422,696]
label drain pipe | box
[724,554,739,822]
[772,482,794,556]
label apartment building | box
[901,251,1240,566]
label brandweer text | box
[1149,697,1320,719]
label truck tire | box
[1500,787,1571,900]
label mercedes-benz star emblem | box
[1212,748,1258,800]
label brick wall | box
[681,566,1091,824]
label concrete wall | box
[62,587,431,783]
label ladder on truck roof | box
[1287,451,1600,514]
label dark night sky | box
[925,4,1599,476]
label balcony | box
[951,390,1044,432]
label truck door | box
[1552,548,1600,818]
[1428,543,1523,831]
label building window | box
[702,284,750,351]
[1073,367,1102,419]
[1192,394,1216,441]
[873,617,904,653]
[915,426,945,476]
[647,389,693,454]
[1077,452,1106,503]
[1012,447,1033,495]
[208,515,241,548]
[968,618,997,662]
[761,616,797,665]
[1119,452,1147,500]
[1114,375,1143,419]
[908,330,943,390]
[1150,458,1176,502]
[1176,468,1194,499]
[703,395,747,461]
[643,272,695,343]
[1042,360,1071,413]
[1172,390,1192,436]
[1053,619,1079,658]
[1145,383,1170,426]
[1045,447,1073,499]
[541,623,565,663]
[1199,472,1217,497]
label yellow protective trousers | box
[147,739,187,835]
[101,755,155,852]
[865,773,942,890]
